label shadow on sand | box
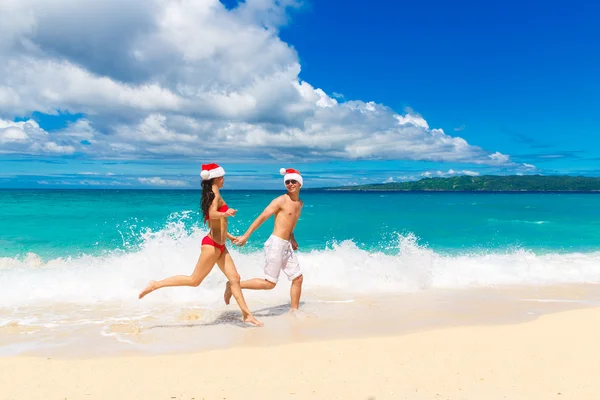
[145,302,305,330]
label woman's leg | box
[138,245,221,299]
[216,249,263,327]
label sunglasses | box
[285,180,298,185]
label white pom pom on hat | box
[200,163,225,180]
[280,167,303,186]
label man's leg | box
[284,249,303,310]
[290,274,303,310]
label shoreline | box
[3,284,600,359]
[1,306,598,399]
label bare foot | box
[138,280,157,299]
[243,314,263,327]
[223,281,232,305]
[288,308,304,318]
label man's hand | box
[291,240,298,250]
[233,234,249,247]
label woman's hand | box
[225,208,237,217]
[233,234,249,247]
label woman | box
[138,163,262,327]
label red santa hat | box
[200,163,225,180]
[280,167,303,186]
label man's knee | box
[292,274,303,285]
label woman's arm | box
[226,232,238,241]
[208,194,235,220]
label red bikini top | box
[205,204,229,222]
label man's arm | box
[234,196,283,246]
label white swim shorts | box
[263,234,302,283]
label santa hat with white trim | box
[200,163,225,180]
[280,168,303,186]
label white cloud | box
[0,118,77,154]
[0,0,517,168]
[37,180,71,185]
[41,142,76,154]
[77,172,115,176]
[487,152,510,164]
[539,155,564,159]
[78,180,102,186]
[138,177,188,187]
[37,179,131,186]
[421,169,481,178]
[396,175,418,182]
[394,113,429,129]
[0,126,29,143]
[0,57,183,117]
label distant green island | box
[326,175,600,192]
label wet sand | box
[2,284,600,358]
[1,304,599,399]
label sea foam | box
[1,221,600,308]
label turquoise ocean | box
[2,189,600,355]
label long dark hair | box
[201,179,215,223]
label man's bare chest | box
[281,204,301,219]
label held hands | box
[233,234,249,247]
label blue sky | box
[1,0,599,189]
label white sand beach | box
[1,305,598,400]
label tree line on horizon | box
[329,175,600,192]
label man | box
[224,168,304,311]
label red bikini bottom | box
[202,235,226,253]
